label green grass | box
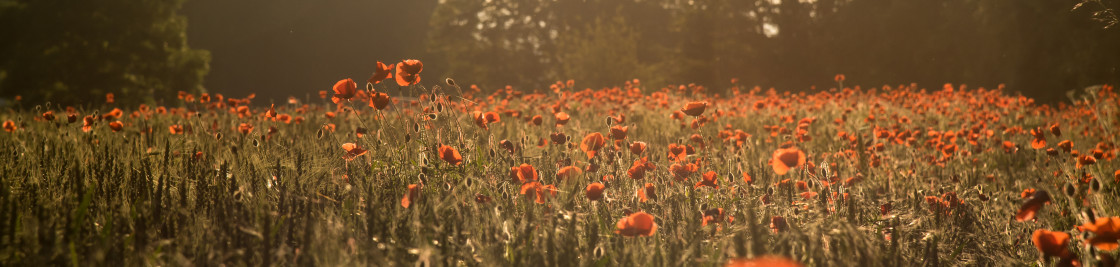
[0,83,1118,266]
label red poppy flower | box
[630,141,647,155]
[586,182,605,201]
[394,59,423,86]
[41,111,55,121]
[238,123,254,135]
[742,172,753,184]
[1021,190,1052,222]
[2,120,15,133]
[724,256,803,267]
[667,143,688,161]
[267,104,277,118]
[627,157,656,180]
[701,208,725,226]
[1079,217,1120,251]
[695,171,719,189]
[342,143,368,161]
[615,211,657,237]
[331,78,358,104]
[638,183,656,202]
[770,216,788,233]
[369,92,392,110]
[1030,127,1047,149]
[580,132,606,159]
[1058,140,1073,153]
[105,93,115,104]
[1032,229,1071,259]
[401,184,420,208]
[1076,155,1097,169]
[681,101,708,116]
[670,163,698,182]
[438,145,463,166]
[1050,123,1061,137]
[520,182,557,204]
[557,166,583,181]
[107,121,124,132]
[609,125,628,140]
[770,147,806,175]
[554,112,570,126]
[531,115,543,126]
[168,124,184,134]
[368,61,394,84]
[81,116,95,132]
[510,163,538,184]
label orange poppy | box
[615,211,657,237]
[1076,155,1096,169]
[81,115,95,132]
[267,104,277,118]
[580,132,606,159]
[554,112,570,126]
[667,143,688,161]
[586,182,605,201]
[3,120,16,132]
[638,183,656,202]
[742,172,753,185]
[106,121,123,132]
[368,61,394,84]
[701,208,725,226]
[629,141,647,155]
[1079,217,1120,251]
[41,111,55,121]
[1058,140,1073,153]
[394,59,423,86]
[331,78,358,104]
[401,184,420,208]
[168,124,184,134]
[369,92,392,110]
[670,163,698,182]
[1020,188,1037,199]
[519,182,557,204]
[342,143,368,161]
[1016,189,1048,221]
[609,125,628,140]
[438,144,463,166]
[105,93,115,104]
[510,163,538,184]
[770,216,788,233]
[1030,127,1047,149]
[681,101,708,116]
[724,256,803,267]
[557,166,583,181]
[1032,229,1071,259]
[627,157,656,180]
[1050,123,1061,137]
[834,74,846,83]
[238,123,253,135]
[531,115,543,126]
[770,147,806,175]
[695,171,719,189]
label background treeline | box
[427,0,1120,102]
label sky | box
[182,0,438,102]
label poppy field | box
[2,61,1120,266]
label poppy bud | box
[413,122,421,133]
[215,132,223,141]
[605,117,613,127]
[427,113,437,120]
[316,128,324,139]
[446,78,456,86]
[1064,183,1076,196]
[252,139,260,147]
[1090,178,1102,192]
[231,145,238,155]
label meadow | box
[1,62,1118,266]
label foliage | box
[0,0,210,106]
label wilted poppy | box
[368,61,394,84]
[615,211,657,237]
[438,144,463,166]
[1032,229,1071,259]
[695,171,719,189]
[342,143,368,161]
[1079,217,1120,251]
[401,184,420,208]
[394,59,423,86]
[580,132,606,159]
[770,147,806,175]
[586,182,605,201]
[639,183,656,202]
[331,78,358,104]
[681,101,708,116]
